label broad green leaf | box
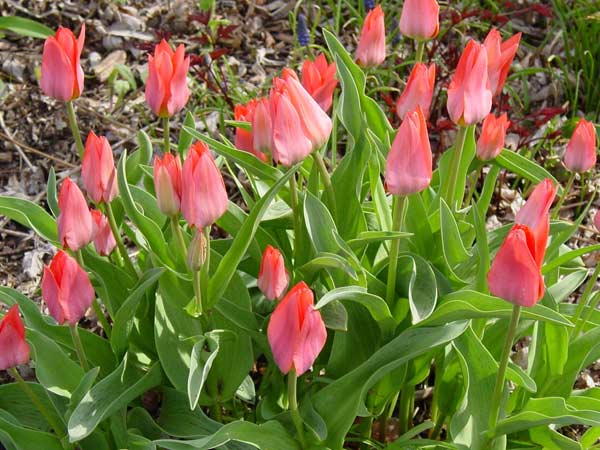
[46,167,59,218]
[188,332,227,410]
[0,196,57,243]
[178,111,196,155]
[0,410,63,450]
[507,362,537,393]
[494,150,561,194]
[547,269,588,304]
[156,388,222,438]
[0,16,53,38]
[347,230,411,251]
[298,252,358,281]
[397,254,438,324]
[126,130,153,185]
[530,426,582,450]
[0,383,63,431]
[319,300,348,331]
[439,198,471,276]
[542,244,600,273]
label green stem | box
[191,268,203,317]
[69,323,90,372]
[163,116,170,153]
[430,412,446,440]
[105,202,138,277]
[75,251,112,338]
[398,386,414,435]
[312,151,337,220]
[572,265,600,338]
[385,195,408,307]
[552,172,576,220]
[200,227,211,307]
[288,369,306,449]
[465,166,482,207]
[415,40,426,63]
[171,216,187,257]
[289,175,301,269]
[442,126,468,210]
[66,101,85,158]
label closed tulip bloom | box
[476,113,510,160]
[0,305,30,371]
[564,119,597,173]
[145,40,190,117]
[57,178,94,251]
[484,29,521,96]
[447,40,492,125]
[41,251,95,325]
[356,5,386,67]
[399,0,440,41]
[252,97,274,154]
[153,153,182,216]
[385,106,433,196]
[267,282,327,375]
[90,209,116,256]
[40,24,85,101]
[258,245,290,301]
[81,131,118,203]
[301,53,338,112]
[396,63,436,120]
[234,100,267,161]
[181,142,228,228]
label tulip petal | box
[293,307,327,375]
[40,37,75,101]
[167,46,191,116]
[41,265,66,324]
[267,292,302,374]
[0,306,30,370]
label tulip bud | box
[252,98,274,154]
[484,29,521,96]
[258,245,290,301]
[356,5,386,67]
[57,178,94,251]
[41,251,95,325]
[186,229,208,272]
[181,142,229,228]
[145,40,191,117]
[399,0,440,41]
[564,119,597,173]
[40,24,85,101]
[82,131,118,204]
[476,113,510,161]
[90,209,116,256]
[267,282,327,375]
[0,305,30,371]
[301,53,338,112]
[234,100,267,161]
[385,106,433,196]
[153,153,182,216]
[447,40,492,125]
[396,63,436,120]
[594,210,600,232]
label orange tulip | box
[476,113,510,160]
[484,29,521,96]
[356,5,386,67]
[301,53,338,112]
[396,63,436,120]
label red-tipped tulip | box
[82,131,118,204]
[40,25,85,101]
[356,5,386,67]
[41,251,95,325]
[484,29,521,96]
[564,119,597,173]
[399,0,440,41]
[267,282,327,375]
[234,100,267,161]
[57,178,94,251]
[301,53,338,112]
[90,209,116,256]
[153,153,182,216]
[476,113,510,160]
[258,245,290,301]
[447,40,492,125]
[145,40,190,117]
[181,142,228,228]
[0,305,30,371]
[385,106,433,196]
[396,63,436,120]
[252,97,274,155]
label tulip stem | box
[171,216,187,259]
[288,369,306,449]
[487,304,521,443]
[415,40,426,63]
[105,202,138,277]
[289,175,301,269]
[65,101,85,159]
[200,227,211,307]
[69,323,90,372]
[398,385,415,434]
[571,263,600,339]
[385,195,408,307]
[191,268,203,317]
[552,172,576,220]
[312,152,337,221]
[442,126,468,210]
[163,116,170,153]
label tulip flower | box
[41,250,95,325]
[399,0,440,41]
[301,53,338,112]
[234,100,267,161]
[40,25,85,101]
[90,209,116,256]
[476,113,510,160]
[396,63,436,120]
[57,178,94,251]
[0,305,30,371]
[564,118,597,173]
[385,106,433,196]
[181,142,229,228]
[258,245,290,301]
[447,40,492,125]
[81,131,118,204]
[595,210,600,232]
[145,40,191,117]
[252,98,274,155]
[153,153,182,216]
[267,282,327,375]
[484,29,522,96]
[356,5,386,67]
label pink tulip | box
[564,119,597,173]
[594,210,600,232]
[181,142,229,228]
[484,29,521,96]
[267,282,327,375]
[399,0,440,41]
[476,113,510,160]
[447,40,492,125]
[41,251,95,325]
[356,5,386,67]
[90,209,116,256]
[153,153,182,216]
[396,63,436,120]
[40,24,85,101]
[234,100,267,161]
[145,40,190,117]
[258,245,290,301]
[301,53,338,112]
[385,106,433,196]
[252,98,274,155]
[57,178,94,251]
[81,131,118,204]
[0,305,30,371]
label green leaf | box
[530,426,582,450]
[0,16,54,38]
[0,196,57,243]
[0,383,63,431]
[347,231,411,251]
[298,252,358,281]
[126,130,153,185]
[46,167,59,218]
[439,199,471,276]
[179,112,197,156]
[398,254,438,324]
[494,150,561,195]
[0,410,63,450]
[542,244,600,273]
